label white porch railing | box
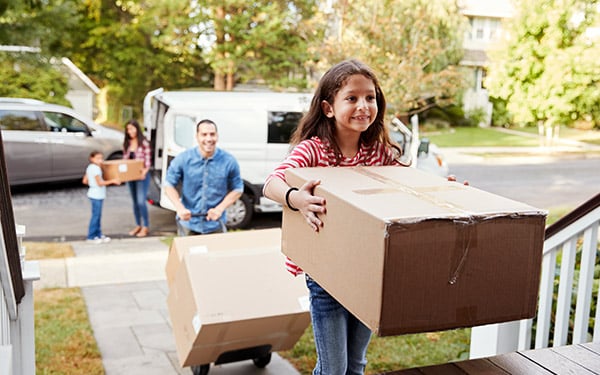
[0,224,39,375]
[470,193,600,358]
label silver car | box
[0,98,124,186]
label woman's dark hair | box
[290,59,396,161]
[123,119,146,151]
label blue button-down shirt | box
[164,147,243,233]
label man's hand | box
[177,207,192,221]
[206,207,224,221]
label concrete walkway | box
[35,237,301,375]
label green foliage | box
[485,0,600,128]
[0,53,70,105]
[199,0,322,90]
[314,0,469,114]
[68,0,212,109]
[490,97,513,128]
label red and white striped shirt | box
[266,137,401,276]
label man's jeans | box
[87,198,103,239]
[306,275,372,375]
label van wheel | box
[226,193,253,230]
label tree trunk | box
[214,72,225,90]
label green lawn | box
[422,126,600,147]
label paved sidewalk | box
[35,237,301,375]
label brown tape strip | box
[352,166,469,216]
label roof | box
[61,57,100,94]
[459,0,514,18]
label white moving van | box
[144,88,449,230]
[143,88,313,229]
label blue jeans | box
[306,275,372,375]
[87,198,104,239]
[176,219,226,236]
[127,173,150,227]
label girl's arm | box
[94,175,121,186]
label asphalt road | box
[9,154,600,241]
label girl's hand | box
[290,179,326,232]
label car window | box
[0,110,44,131]
[43,111,89,133]
[267,111,303,144]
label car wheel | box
[226,193,253,230]
[106,152,123,161]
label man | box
[164,119,243,235]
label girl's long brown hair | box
[291,59,399,161]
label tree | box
[485,0,600,129]
[0,0,81,104]
[0,52,69,104]
[196,0,322,90]
[314,0,468,115]
[66,0,211,113]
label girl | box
[85,151,121,243]
[123,119,152,237]
[263,59,404,375]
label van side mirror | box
[418,138,430,155]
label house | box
[458,0,514,126]
[60,57,100,120]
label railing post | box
[9,260,39,375]
[469,321,520,359]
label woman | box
[123,119,151,237]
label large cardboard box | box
[283,166,546,336]
[166,229,311,367]
[166,228,283,286]
[101,159,144,182]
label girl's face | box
[321,74,378,137]
[90,153,103,165]
[126,124,138,139]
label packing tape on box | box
[355,167,483,285]
[352,167,470,217]
[353,167,545,221]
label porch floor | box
[381,342,600,374]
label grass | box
[422,125,600,147]
[24,241,75,260]
[280,327,470,374]
[423,127,541,147]
[34,288,103,374]
[29,242,104,375]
